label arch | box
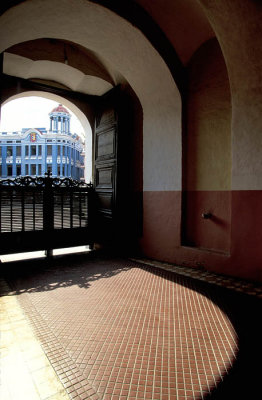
[2,91,93,182]
[3,51,114,96]
[0,0,182,193]
[182,38,232,253]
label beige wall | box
[0,0,182,193]
[183,38,232,253]
[2,0,262,280]
[198,0,262,190]
[186,38,231,191]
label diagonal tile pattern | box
[1,255,251,400]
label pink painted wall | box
[140,24,262,283]
[183,39,232,253]
[141,191,181,260]
[140,190,262,282]
[184,191,231,253]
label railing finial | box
[45,171,52,178]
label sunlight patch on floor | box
[0,246,90,263]
[0,278,70,400]
[53,245,90,256]
[0,251,46,263]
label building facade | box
[0,104,84,180]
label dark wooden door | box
[94,86,143,251]
[94,89,118,244]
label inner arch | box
[0,0,182,192]
[1,91,92,182]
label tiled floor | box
[0,278,70,400]
[1,254,262,399]
[131,258,262,298]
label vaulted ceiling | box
[132,0,214,65]
[1,0,215,96]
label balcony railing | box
[0,174,94,254]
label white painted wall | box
[0,0,181,192]
[4,52,113,96]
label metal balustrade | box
[0,174,94,255]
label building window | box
[57,165,60,176]
[0,147,2,157]
[25,145,29,156]
[16,165,21,176]
[62,146,66,156]
[47,164,52,174]
[47,145,52,156]
[25,164,29,175]
[7,166,12,176]
[31,164,36,175]
[7,146,12,157]
[38,145,42,156]
[16,146,21,156]
[31,145,36,156]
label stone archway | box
[0,0,182,193]
[0,0,183,259]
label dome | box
[50,104,69,114]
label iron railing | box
[0,174,94,254]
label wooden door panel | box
[96,128,116,160]
[94,91,117,243]
[94,86,143,249]
[95,163,114,189]
[96,106,116,129]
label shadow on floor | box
[1,252,261,400]
[0,252,132,295]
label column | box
[13,145,16,176]
[65,118,67,134]
[67,117,70,134]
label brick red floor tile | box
[2,255,262,399]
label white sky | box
[0,97,84,139]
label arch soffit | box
[0,1,231,98]
[0,0,180,101]
[0,0,182,191]
[3,53,114,96]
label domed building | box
[0,104,85,180]
[49,104,71,134]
